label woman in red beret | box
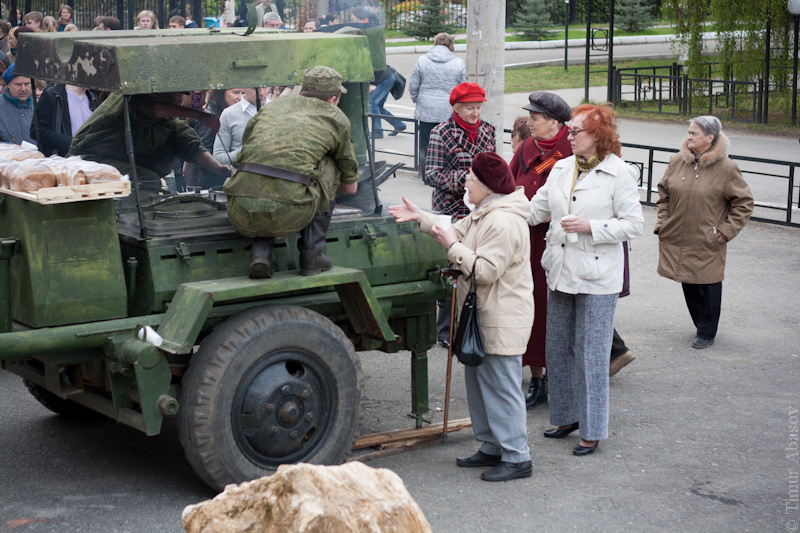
[425,82,496,346]
[390,152,534,482]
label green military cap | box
[302,65,348,94]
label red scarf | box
[530,124,569,174]
[453,112,479,144]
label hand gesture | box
[388,196,422,223]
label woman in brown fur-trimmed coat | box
[655,116,754,350]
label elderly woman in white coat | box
[390,152,534,482]
[408,32,466,174]
[528,103,644,456]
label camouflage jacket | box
[70,93,206,177]
[224,95,359,207]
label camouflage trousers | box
[226,156,338,238]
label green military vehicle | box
[1,27,448,491]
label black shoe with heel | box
[573,441,599,456]
[543,421,579,439]
[525,376,547,409]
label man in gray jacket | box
[213,86,267,167]
[0,64,35,146]
[408,32,465,174]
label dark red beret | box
[471,152,515,194]
[449,82,487,106]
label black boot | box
[249,237,274,279]
[298,204,334,276]
[525,376,547,410]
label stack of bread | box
[0,144,124,193]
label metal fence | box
[611,64,797,125]
[8,0,468,30]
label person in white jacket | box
[390,152,534,483]
[408,32,465,175]
[528,103,644,457]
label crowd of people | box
[388,75,754,481]
[0,14,756,482]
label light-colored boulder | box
[182,462,432,533]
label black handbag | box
[453,260,485,367]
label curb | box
[386,32,720,55]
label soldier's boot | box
[249,237,275,279]
[298,207,333,276]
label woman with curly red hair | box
[527,103,644,456]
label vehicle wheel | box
[178,305,362,491]
[23,380,92,418]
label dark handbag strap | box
[237,162,311,187]
[464,259,478,293]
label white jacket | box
[529,154,644,295]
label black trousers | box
[681,282,723,340]
[610,329,628,359]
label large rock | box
[182,462,432,533]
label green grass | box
[505,60,799,133]
[505,59,672,92]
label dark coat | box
[510,125,572,368]
[655,133,754,284]
[33,84,100,156]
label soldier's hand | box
[218,164,234,178]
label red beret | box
[471,152,515,194]
[449,82,487,106]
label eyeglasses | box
[566,127,585,137]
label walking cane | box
[442,269,459,439]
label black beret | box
[522,92,572,123]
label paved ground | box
[1,39,798,533]
[2,156,798,531]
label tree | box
[516,0,552,40]
[616,0,653,32]
[404,0,457,41]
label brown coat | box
[655,133,754,284]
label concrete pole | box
[465,0,506,152]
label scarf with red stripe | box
[532,125,569,174]
[453,112,480,144]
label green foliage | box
[403,0,457,41]
[665,0,793,85]
[616,0,653,32]
[516,0,554,39]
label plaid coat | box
[424,117,496,221]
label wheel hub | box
[233,353,332,466]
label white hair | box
[690,115,722,144]
[263,12,282,24]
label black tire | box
[23,380,93,418]
[178,305,362,491]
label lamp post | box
[564,0,569,71]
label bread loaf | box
[6,160,57,192]
[0,144,46,161]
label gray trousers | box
[465,354,531,463]
[546,290,618,441]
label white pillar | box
[466,0,506,152]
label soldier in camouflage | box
[70,92,232,192]
[224,65,359,278]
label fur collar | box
[679,132,729,167]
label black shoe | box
[456,450,502,468]
[543,422,579,439]
[692,337,714,349]
[573,441,599,456]
[388,124,407,136]
[439,339,450,349]
[480,460,533,482]
[525,376,547,409]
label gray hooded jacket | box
[408,45,466,124]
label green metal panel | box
[0,196,127,327]
[14,30,374,93]
[157,266,396,354]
